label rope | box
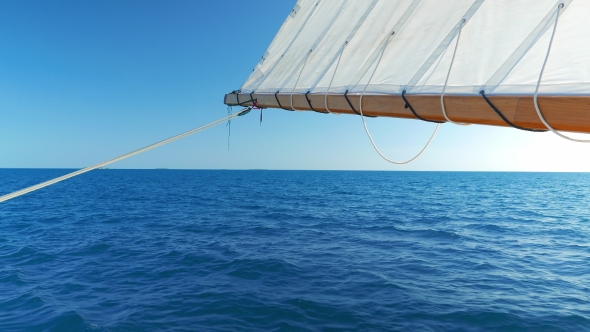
[235,91,253,107]
[533,3,590,142]
[0,108,252,203]
[359,31,440,164]
[226,105,233,150]
[480,90,546,132]
[290,50,313,111]
[402,90,443,124]
[324,42,347,114]
[344,90,361,116]
[275,91,290,111]
[305,91,326,114]
[440,20,470,126]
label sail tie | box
[358,30,440,165]
[323,42,348,114]
[249,92,260,109]
[344,90,361,116]
[533,3,590,142]
[343,90,375,117]
[402,90,443,124]
[274,91,290,111]
[440,19,470,126]
[305,91,327,114]
[0,108,252,203]
[235,91,255,107]
[479,90,547,132]
[290,50,313,111]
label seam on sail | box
[307,0,380,94]
[275,1,349,93]
[246,0,322,93]
[242,1,307,92]
[484,0,573,93]
[404,0,485,94]
[347,0,423,93]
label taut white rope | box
[533,3,590,143]
[359,31,440,165]
[0,108,251,203]
[441,19,470,126]
[290,50,313,111]
[324,42,347,114]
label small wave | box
[225,258,299,281]
[410,229,461,240]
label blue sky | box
[1,0,589,171]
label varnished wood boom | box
[224,92,590,134]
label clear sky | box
[1,0,589,172]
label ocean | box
[0,169,589,331]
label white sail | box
[239,0,589,96]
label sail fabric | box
[240,0,590,96]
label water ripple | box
[0,170,589,331]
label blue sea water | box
[0,169,589,332]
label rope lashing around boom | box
[305,91,327,114]
[235,91,255,107]
[344,90,361,116]
[358,30,440,165]
[0,108,252,203]
[402,90,444,124]
[344,90,375,117]
[534,3,590,143]
[480,90,547,132]
[275,91,290,111]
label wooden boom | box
[224,92,590,134]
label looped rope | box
[358,30,439,165]
[480,90,546,132]
[402,90,444,124]
[533,3,590,142]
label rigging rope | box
[480,90,547,132]
[402,90,444,124]
[227,105,233,150]
[441,19,470,126]
[533,3,590,142]
[323,42,347,114]
[275,91,290,111]
[0,108,252,203]
[359,31,440,165]
[290,50,313,111]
